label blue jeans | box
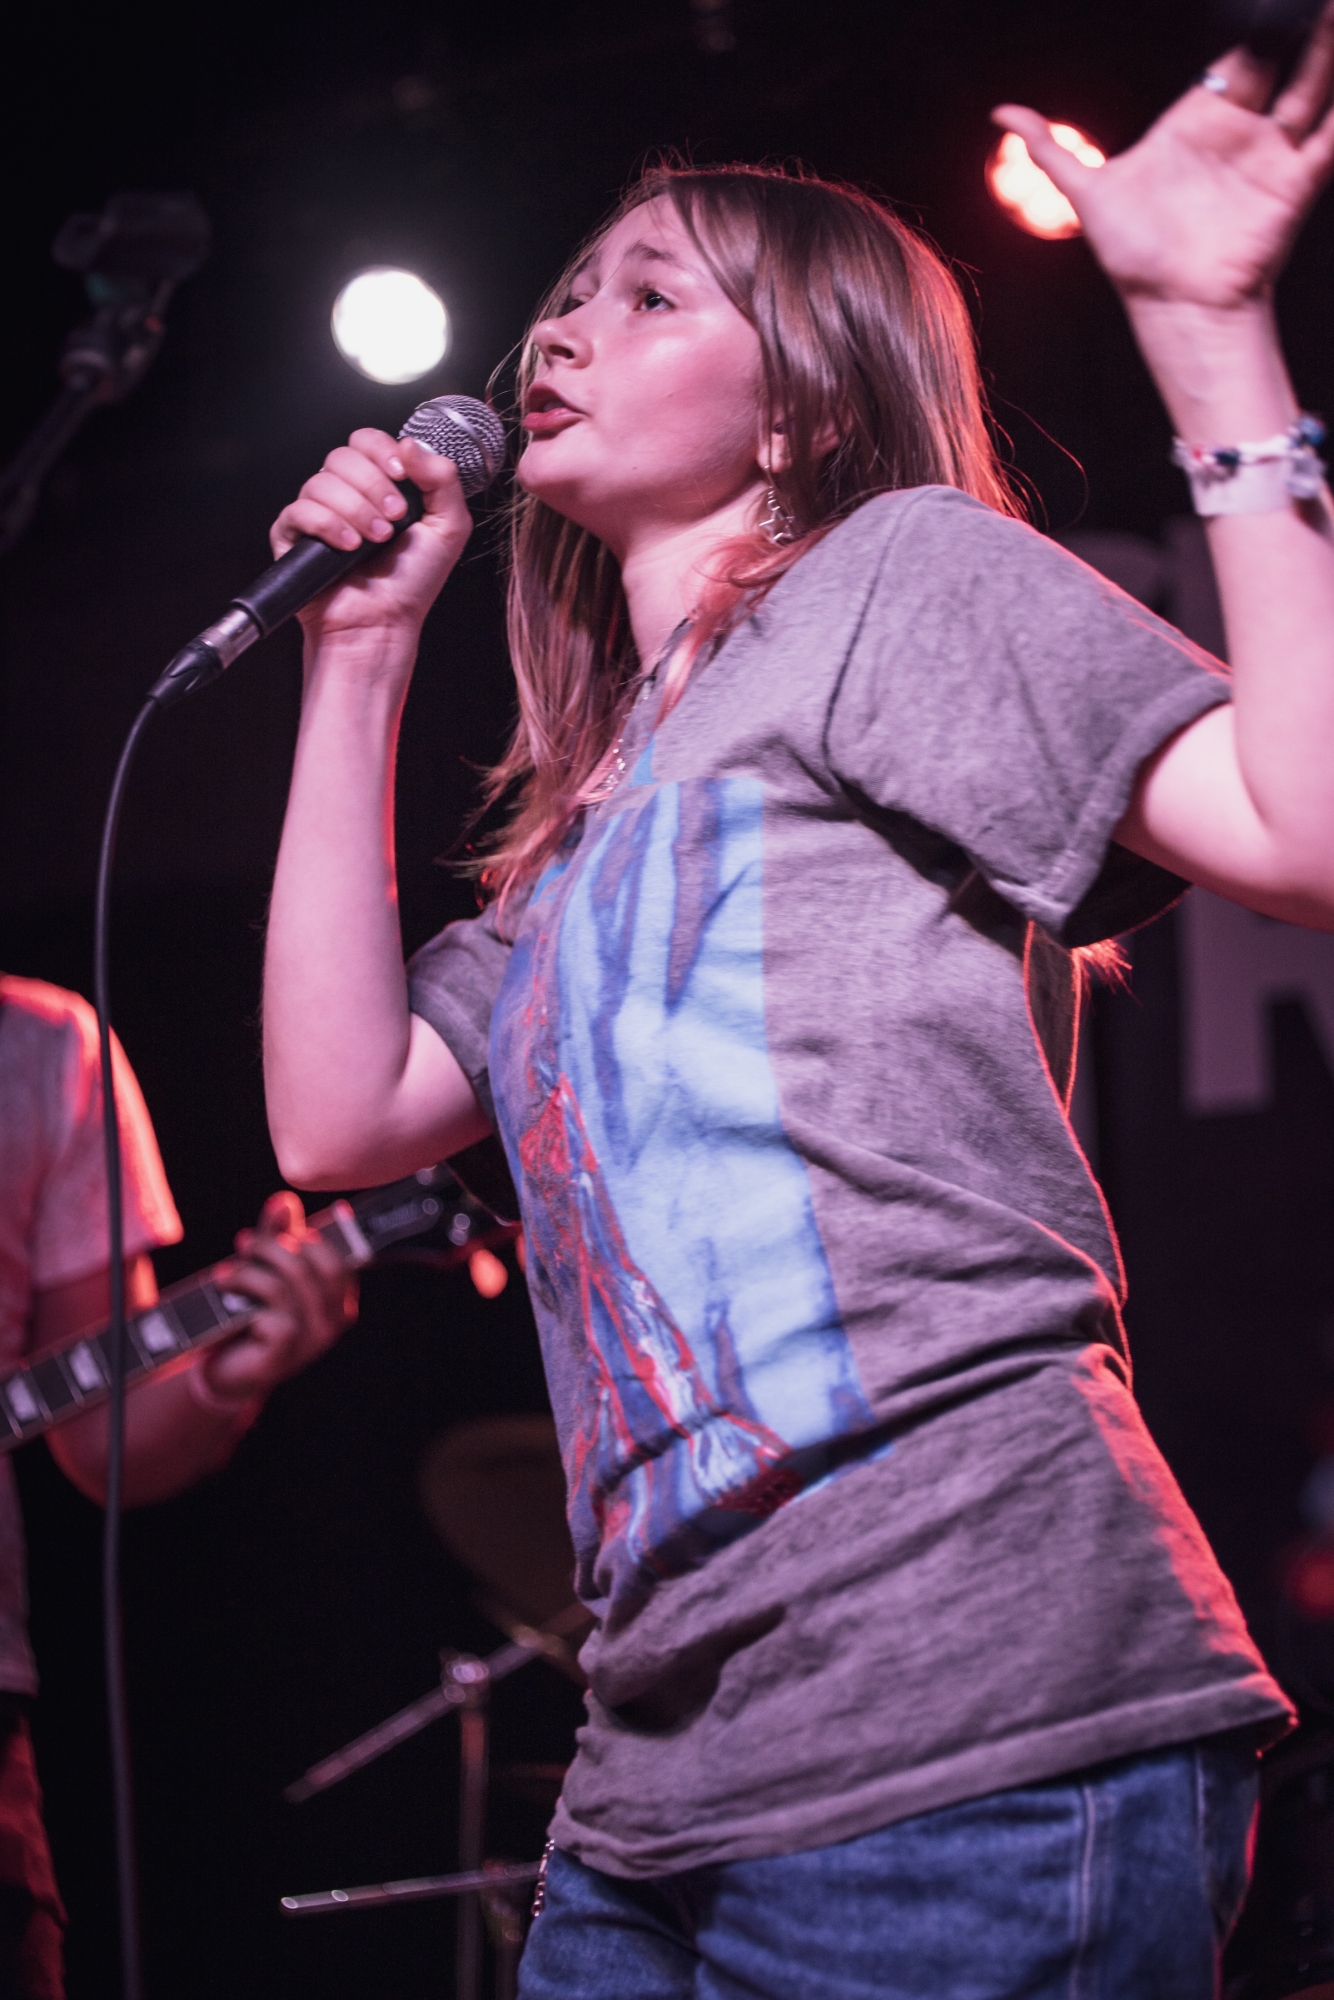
[518,1741,1258,1999]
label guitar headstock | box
[335,1164,483,1262]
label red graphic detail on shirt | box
[517,1067,794,1585]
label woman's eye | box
[638,289,671,311]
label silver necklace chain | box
[586,682,649,803]
[588,621,689,804]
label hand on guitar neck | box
[197,1189,359,1410]
[15,1162,503,1507]
[29,1189,357,1508]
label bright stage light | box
[986,125,1105,242]
[331,268,450,385]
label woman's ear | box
[763,412,842,476]
[763,417,792,476]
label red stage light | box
[987,125,1106,241]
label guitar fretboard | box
[0,1166,493,1453]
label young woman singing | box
[262,14,1334,1992]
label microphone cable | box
[88,391,504,1998]
[93,693,163,2000]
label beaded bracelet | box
[1171,414,1328,516]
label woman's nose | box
[531,309,589,364]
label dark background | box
[2,2,1333,1994]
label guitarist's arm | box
[30,1193,355,1508]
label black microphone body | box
[149,394,505,709]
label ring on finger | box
[1199,69,1230,94]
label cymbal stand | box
[281,1855,539,2000]
[456,1658,488,2000]
[283,1624,576,1804]
[282,1623,579,1999]
[480,1870,528,2000]
[281,1858,538,2000]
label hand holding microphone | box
[150,394,505,707]
[271,429,472,646]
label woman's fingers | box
[397,435,464,514]
[1195,6,1334,142]
[269,430,467,564]
[266,423,475,642]
[1195,46,1283,114]
[302,468,399,542]
[997,39,1334,311]
[990,105,1101,203]
[324,447,410,518]
[271,487,366,559]
[1303,89,1334,178]
[1272,0,1334,141]
[270,430,405,556]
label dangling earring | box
[760,484,795,547]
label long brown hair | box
[480,161,1023,906]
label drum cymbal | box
[418,1415,585,1636]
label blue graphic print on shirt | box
[490,772,872,1615]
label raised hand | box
[994,3,1334,310]
[269,427,474,647]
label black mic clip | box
[54,192,212,407]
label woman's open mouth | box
[523,386,583,436]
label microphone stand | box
[0,191,210,557]
[0,287,167,555]
[3,186,210,2000]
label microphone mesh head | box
[398,395,507,497]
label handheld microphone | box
[149,394,506,709]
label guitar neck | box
[1,1168,495,1455]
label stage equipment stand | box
[282,1613,585,2000]
[0,191,209,555]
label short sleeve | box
[406,901,514,1127]
[824,488,1232,943]
[29,997,182,1291]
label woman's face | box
[516,199,768,552]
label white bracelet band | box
[1184,456,1304,517]
[1172,415,1327,518]
[185,1361,263,1423]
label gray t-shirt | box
[408,487,1291,1877]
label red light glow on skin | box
[987,125,1107,241]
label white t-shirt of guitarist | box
[0,975,181,1694]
